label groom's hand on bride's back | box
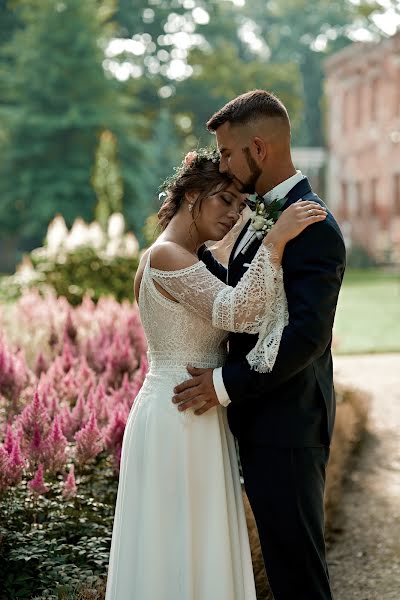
[172,367,219,415]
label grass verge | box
[334,269,400,354]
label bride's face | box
[193,183,247,241]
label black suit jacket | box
[199,178,346,447]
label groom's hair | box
[206,89,290,132]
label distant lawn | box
[334,269,400,354]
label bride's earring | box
[188,203,193,213]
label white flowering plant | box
[0,214,141,305]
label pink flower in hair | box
[184,151,197,166]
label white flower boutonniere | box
[249,196,288,240]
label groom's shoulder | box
[301,189,343,240]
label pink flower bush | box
[0,336,31,406]
[28,463,49,496]
[75,412,103,464]
[63,464,77,499]
[0,291,148,497]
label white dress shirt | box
[212,170,306,407]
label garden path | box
[328,353,400,600]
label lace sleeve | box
[150,243,288,373]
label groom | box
[172,90,346,600]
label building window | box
[394,173,400,216]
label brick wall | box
[325,32,400,263]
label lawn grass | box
[334,268,400,354]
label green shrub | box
[0,214,140,305]
[30,246,139,306]
[0,460,117,600]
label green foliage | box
[0,213,141,305]
[0,0,118,240]
[116,104,182,236]
[0,246,139,306]
[93,130,124,230]
[31,246,139,305]
[1,0,398,264]
[0,462,116,600]
[176,41,303,144]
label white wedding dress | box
[105,244,288,600]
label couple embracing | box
[105,90,346,600]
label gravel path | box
[328,354,400,600]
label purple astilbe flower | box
[17,389,51,465]
[3,424,15,454]
[45,416,68,473]
[18,389,50,445]
[103,409,126,452]
[29,423,49,465]
[7,437,25,485]
[63,464,77,499]
[0,446,11,494]
[34,352,48,378]
[28,463,49,496]
[103,409,127,471]
[59,405,74,441]
[71,391,88,433]
[101,331,141,391]
[61,335,75,373]
[75,357,96,396]
[0,337,29,403]
[74,412,103,464]
[64,310,77,344]
[92,381,107,418]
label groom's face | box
[216,122,261,194]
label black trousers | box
[239,443,333,600]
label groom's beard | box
[231,148,262,194]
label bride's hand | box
[265,200,327,247]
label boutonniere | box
[249,196,288,240]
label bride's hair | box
[158,148,233,230]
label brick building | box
[325,32,400,263]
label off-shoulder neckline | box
[148,260,206,277]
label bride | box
[105,148,327,600]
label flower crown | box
[159,147,220,198]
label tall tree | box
[0,0,117,248]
